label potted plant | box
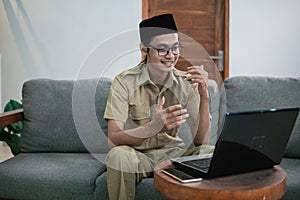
[0,99,22,155]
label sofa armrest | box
[0,109,24,127]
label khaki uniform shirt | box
[104,63,200,151]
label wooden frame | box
[224,0,229,78]
[0,109,24,127]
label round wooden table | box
[154,160,286,200]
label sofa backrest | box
[222,76,300,158]
[178,79,220,146]
[21,77,220,153]
[207,79,220,145]
[21,78,111,153]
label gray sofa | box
[0,76,299,200]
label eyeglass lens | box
[158,45,182,56]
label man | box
[104,14,214,200]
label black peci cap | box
[139,14,178,44]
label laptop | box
[171,107,299,179]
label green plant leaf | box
[4,99,22,112]
[2,99,23,134]
[0,99,23,155]
[7,121,22,133]
[0,129,12,144]
[9,134,21,155]
[0,129,20,155]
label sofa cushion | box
[136,178,168,199]
[223,76,300,158]
[21,78,111,153]
[95,172,167,200]
[280,158,300,200]
[0,153,106,200]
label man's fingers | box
[158,104,190,131]
[165,119,187,130]
[167,108,188,118]
[186,65,207,76]
[165,106,189,129]
[165,104,182,113]
[166,113,189,123]
[187,65,204,70]
[159,96,165,107]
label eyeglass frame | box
[146,44,183,56]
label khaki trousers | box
[105,145,215,200]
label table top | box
[154,160,286,200]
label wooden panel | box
[157,0,214,12]
[0,109,24,127]
[146,0,217,57]
[174,14,214,28]
[180,28,215,54]
[224,0,229,78]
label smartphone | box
[161,168,203,183]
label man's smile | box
[161,60,175,67]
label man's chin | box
[163,64,174,68]
[161,65,175,72]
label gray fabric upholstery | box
[21,78,111,153]
[178,79,220,147]
[280,158,300,200]
[95,173,168,200]
[136,178,168,200]
[0,153,106,200]
[223,76,300,158]
[208,79,220,145]
[95,172,110,200]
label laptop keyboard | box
[183,157,212,173]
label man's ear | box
[140,43,148,54]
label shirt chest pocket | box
[129,105,150,126]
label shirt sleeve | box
[104,76,129,123]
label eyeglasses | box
[147,44,183,56]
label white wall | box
[0,0,141,107]
[229,0,300,77]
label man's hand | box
[185,65,209,99]
[149,96,189,134]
